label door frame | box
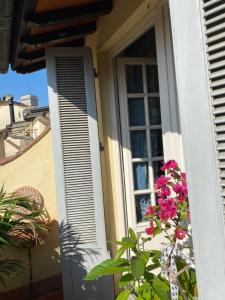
[97,1,182,237]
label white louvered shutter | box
[201,1,225,214]
[46,48,114,300]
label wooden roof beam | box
[18,38,84,60]
[21,22,96,46]
[25,1,113,27]
[16,60,46,74]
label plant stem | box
[177,279,188,300]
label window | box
[117,28,164,227]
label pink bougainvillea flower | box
[173,182,188,202]
[158,198,177,221]
[145,220,155,236]
[181,172,187,182]
[155,175,171,190]
[187,211,191,221]
[157,186,171,198]
[175,228,186,240]
[161,160,178,171]
[146,205,155,216]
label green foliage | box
[85,228,198,299]
[0,186,49,284]
[84,258,129,280]
[0,259,25,285]
[176,257,198,298]
[116,288,132,300]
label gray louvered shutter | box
[46,47,114,300]
[201,1,225,213]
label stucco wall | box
[85,0,151,251]
[0,130,61,293]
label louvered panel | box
[46,47,114,300]
[55,56,97,245]
[202,0,225,212]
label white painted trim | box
[155,2,184,166]
[116,58,162,231]
[169,1,225,299]
[97,1,182,236]
[98,0,158,54]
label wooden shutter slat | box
[201,0,225,212]
[203,0,221,8]
[46,47,114,300]
[205,11,225,25]
[204,3,225,17]
[208,41,225,52]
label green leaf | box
[0,236,9,246]
[115,246,126,260]
[119,273,134,288]
[149,250,162,258]
[130,256,145,278]
[153,226,162,237]
[146,263,160,272]
[84,258,129,280]
[116,288,132,300]
[141,251,151,265]
[128,228,137,241]
[121,237,136,248]
[152,276,170,300]
[143,271,154,281]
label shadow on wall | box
[0,221,112,300]
[0,219,61,299]
[59,222,111,299]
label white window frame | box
[117,57,164,231]
[97,1,183,236]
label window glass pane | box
[131,131,147,158]
[146,65,159,93]
[136,194,151,223]
[128,98,145,126]
[126,65,143,93]
[153,160,164,178]
[149,98,161,125]
[133,163,149,190]
[118,28,157,58]
[151,129,163,157]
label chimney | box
[20,95,39,107]
[8,96,15,124]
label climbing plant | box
[85,161,198,300]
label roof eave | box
[0,0,14,73]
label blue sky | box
[0,68,48,106]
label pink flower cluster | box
[145,160,190,241]
[158,198,177,221]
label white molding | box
[155,2,184,166]
[99,2,157,56]
[169,1,225,299]
[97,2,183,235]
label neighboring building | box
[0,95,50,157]
[0,1,224,299]
[0,95,28,129]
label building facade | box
[0,0,225,299]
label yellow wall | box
[0,130,61,293]
[85,0,151,249]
